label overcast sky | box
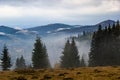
[0,0,120,28]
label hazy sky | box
[0,0,120,28]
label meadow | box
[0,66,120,80]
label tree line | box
[89,20,120,66]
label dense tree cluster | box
[15,55,26,69]
[60,38,86,68]
[89,20,120,66]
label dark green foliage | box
[0,45,12,70]
[60,40,71,68]
[89,20,120,66]
[60,38,80,68]
[32,36,51,69]
[15,55,26,69]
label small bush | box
[64,72,69,75]
[15,69,35,74]
[31,76,38,79]
[63,77,74,80]
[117,76,120,79]
[11,76,27,80]
[94,69,102,73]
[38,69,46,73]
[17,76,27,80]
[76,72,81,75]
[58,72,69,77]
[44,74,52,79]
[111,65,118,68]
[58,73,65,77]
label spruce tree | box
[70,38,80,67]
[15,58,20,69]
[42,45,51,68]
[60,38,80,68]
[60,40,71,68]
[89,25,105,66]
[15,55,26,69]
[89,32,97,66]
[32,37,50,69]
[1,45,12,70]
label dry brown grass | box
[0,66,120,80]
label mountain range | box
[0,20,116,39]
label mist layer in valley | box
[0,33,91,69]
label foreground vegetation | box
[0,66,120,80]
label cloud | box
[0,0,60,7]
[0,0,119,27]
[0,6,22,18]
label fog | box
[43,34,69,67]
[76,40,91,65]
[0,33,91,69]
[43,34,91,67]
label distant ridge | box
[27,23,74,35]
[52,20,116,34]
[0,25,19,34]
[96,20,115,27]
[0,19,117,37]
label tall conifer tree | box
[61,40,71,68]
[60,38,80,68]
[32,37,50,69]
[1,45,12,70]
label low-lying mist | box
[76,40,91,65]
[0,33,91,69]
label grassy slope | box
[0,66,120,80]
